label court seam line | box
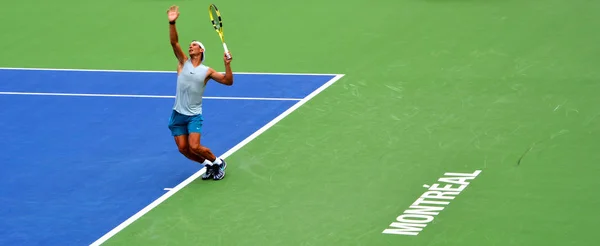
[0,67,341,76]
[0,92,303,101]
[89,73,345,246]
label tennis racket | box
[208,4,231,60]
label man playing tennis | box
[166,5,233,180]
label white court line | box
[0,92,302,101]
[88,73,345,246]
[0,66,340,76]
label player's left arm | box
[207,52,234,86]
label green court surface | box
[3,0,600,245]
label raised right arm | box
[167,6,187,67]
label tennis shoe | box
[201,164,214,180]
[212,159,227,180]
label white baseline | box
[0,66,340,76]
[0,67,340,101]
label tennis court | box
[1,0,600,245]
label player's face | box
[188,43,203,56]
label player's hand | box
[167,5,180,22]
[224,52,232,64]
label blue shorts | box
[168,110,204,136]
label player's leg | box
[173,135,205,163]
[169,110,214,180]
[187,114,227,180]
[188,132,227,180]
[188,133,219,160]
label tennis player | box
[166,5,233,180]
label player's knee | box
[189,142,200,152]
[189,143,207,155]
[176,142,189,155]
[178,146,189,155]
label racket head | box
[208,4,223,37]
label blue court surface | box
[0,68,339,246]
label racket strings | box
[210,6,222,30]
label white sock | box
[203,159,213,166]
[213,158,223,165]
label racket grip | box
[223,43,231,60]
